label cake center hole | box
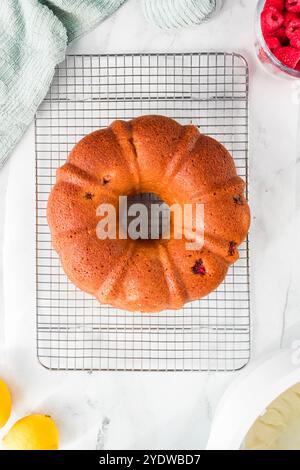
[120,192,170,240]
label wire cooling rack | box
[35,53,250,371]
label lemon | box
[0,379,12,428]
[2,414,59,450]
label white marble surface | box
[0,0,300,450]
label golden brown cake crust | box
[47,115,250,312]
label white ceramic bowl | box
[207,348,300,450]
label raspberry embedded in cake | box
[233,194,244,205]
[228,241,237,256]
[192,259,206,276]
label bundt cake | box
[47,115,250,313]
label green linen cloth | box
[0,0,219,167]
[0,0,125,168]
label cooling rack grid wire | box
[35,52,250,371]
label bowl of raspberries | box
[256,0,300,78]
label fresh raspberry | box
[284,11,298,27]
[286,18,300,36]
[286,19,300,47]
[261,6,284,33]
[286,0,300,13]
[265,35,282,51]
[275,46,300,68]
[290,29,300,47]
[270,26,289,44]
[264,0,285,11]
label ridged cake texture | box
[47,115,250,312]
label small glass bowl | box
[255,0,300,79]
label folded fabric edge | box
[0,69,56,169]
[44,0,127,43]
[0,1,68,168]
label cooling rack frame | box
[35,52,250,372]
